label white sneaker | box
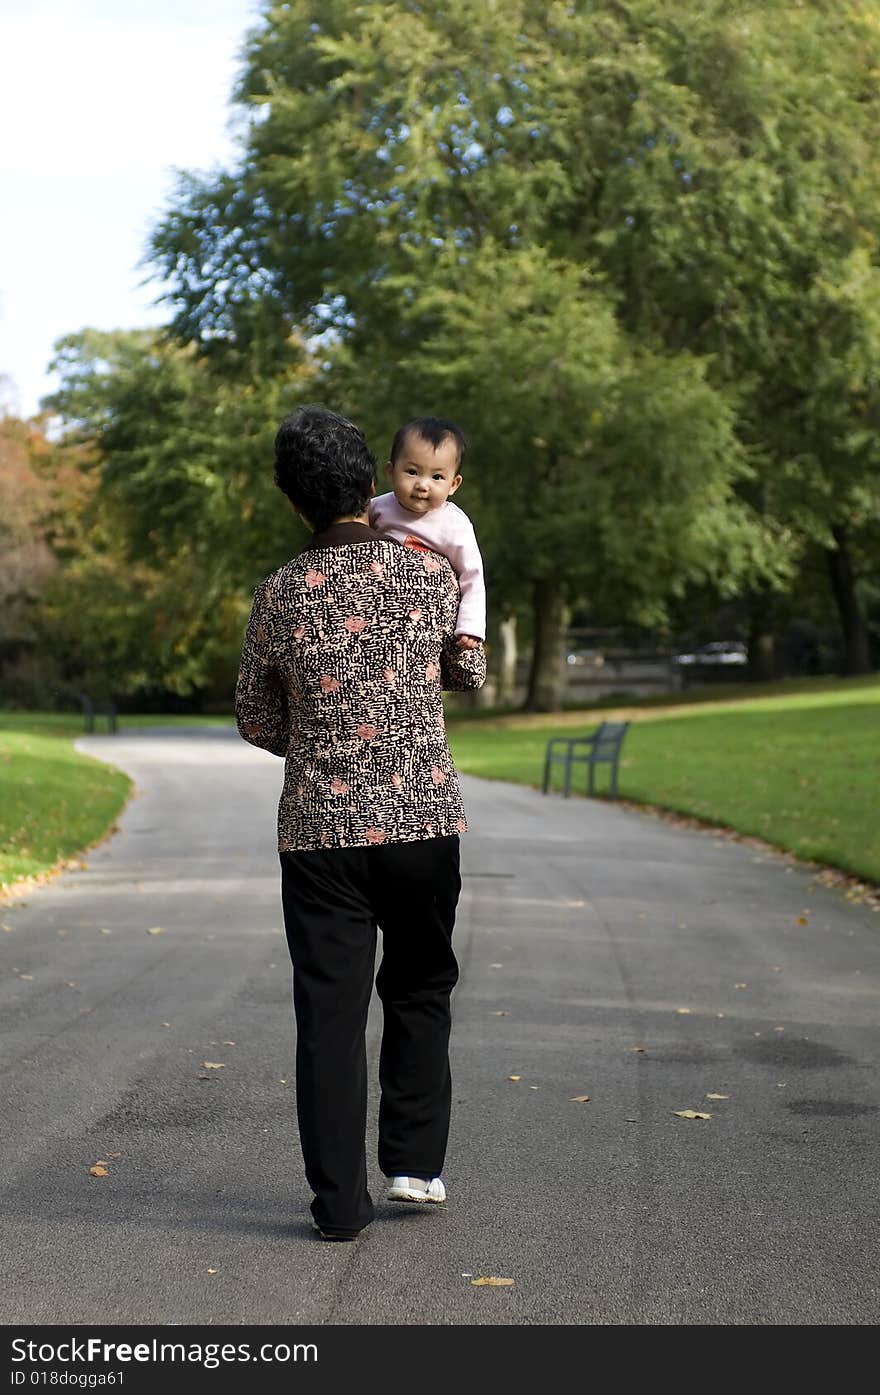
[386,1175,447,1204]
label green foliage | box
[41,329,318,699]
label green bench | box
[542,720,630,799]
[79,692,118,734]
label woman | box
[235,405,486,1240]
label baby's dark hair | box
[274,405,376,534]
[390,416,467,469]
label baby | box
[368,416,486,649]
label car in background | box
[671,640,748,667]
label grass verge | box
[0,712,233,893]
[447,675,880,885]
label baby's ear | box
[447,474,463,496]
[385,460,394,479]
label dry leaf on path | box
[202,1062,225,1070]
[89,1164,109,1177]
[705,1093,729,1100]
[471,1277,514,1287]
[673,1109,712,1120]
[107,1152,122,1159]
[627,1046,647,1053]
[507,1075,521,1082]
[734,983,749,989]
[570,1095,591,1103]
[675,1007,690,1015]
[796,915,809,925]
[207,1268,218,1275]
[491,1011,509,1017]
[147,927,165,936]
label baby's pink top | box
[369,492,486,640]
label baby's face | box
[387,431,462,516]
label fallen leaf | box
[570,1095,591,1103]
[773,1026,785,1033]
[705,1093,729,1100]
[89,1164,109,1177]
[100,928,111,935]
[17,972,33,981]
[146,926,165,936]
[197,1074,212,1081]
[507,1075,521,1081]
[202,1062,225,1070]
[673,1110,712,1120]
[734,983,749,989]
[471,1276,514,1287]
[627,1046,647,1053]
[67,981,76,988]
[491,1010,509,1017]
[675,1007,691,1015]
[771,966,782,973]
[107,1152,122,1159]
[529,1085,539,1090]
[207,1268,218,1275]
[490,963,504,969]
[2,923,13,932]
[222,1041,235,1046]
[795,916,809,926]
[161,1022,171,1028]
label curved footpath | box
[1,727,878,1325]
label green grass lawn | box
[447,676,880,884]
[0,711,232,890]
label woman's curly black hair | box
[274,405,377,534]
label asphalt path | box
[1,726,878,1326]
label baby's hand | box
[455,634,481,650]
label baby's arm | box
[444,513,486,646]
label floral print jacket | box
[235,522,487,852]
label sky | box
[0,0,262,418]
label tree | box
[150,0,797,706]
[0,415,57,702]
[41,328,318,703]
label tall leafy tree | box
[42,328,318,701]
[151,0,791,705]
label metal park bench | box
[79,692,118,734]
[542,720,630,799]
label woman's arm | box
[234,581,290,757]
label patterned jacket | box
[235,522,487,852]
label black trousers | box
[280,835,461,1235]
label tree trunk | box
[826,525,871,676]
[496,613,518,706]
[524,580,568,711]
[747,591,776,682]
